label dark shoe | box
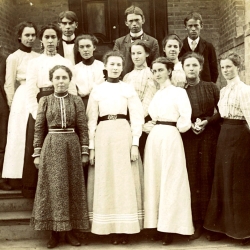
[150,231,164,241]
[189,224,203,240]
[65,231,81,246]
[206,231,223,241]
[241,238,250,245]
[120,234,129,245]
[162,233,173,245]
[47,231,59,249]
[111,234,120,245]
[0,182,12,191]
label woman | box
[73,34,104,109]
[30,65,89,248]
[87,51,144,244]
[2,22,39,189]
[163,34,186,87]
[123,40,157,159]
[22,23,77,198]
[204,53,250,245]
[181,52,220,240]
[143,57,194,245]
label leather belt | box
[156,121,177,126]
[99,114,127,121]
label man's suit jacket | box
[114,33,159,77]
[179,37,219,83]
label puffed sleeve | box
[4,53,17,107]
[239,84,250,126]
[127,87,144,146]
[74,96,89,154]
[32,96,48,157]
[26,58,39,119]
[176,88,192,133]
[86,89,99,149]
[171,69,186,88]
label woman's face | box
[152,63,171,84]
[52,68,70,93]
[183,57,201,80]
[220,59,239,80]
[131,45,148,68]
[20,27,36,47]
[78,39,95,59]
[105,56,123,78]
[164,39,180,62]
[41,29,58,52]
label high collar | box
[54,91,68,98]
[227,75,241,86]
[107,77,119,83]
[82,56,95,66]
[62,34,75,42]
[19,43,32,53]
[159,79,172,90]
[130,30,143,37]
[134,61,147,70]
[44,50,57,56]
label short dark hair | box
[103,50,125,66]
[39,23,61,40]
[49,65,73,81]
[124,5,144,21]
[162,34,182,50]
[151,57,175,78]
[58,11,78,22]
[184,12,203,26]
[220,52,242,69]
[16,21,38,42]
[129,40,151,54]
[181,51,204,68]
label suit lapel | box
[182,38,191,52]
[57,40,64,57]
[196,38,206,54]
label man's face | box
[125,13,144,33]
[185,19,203,40]
[59,17,78,37]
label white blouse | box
[218,75,250,126]
[72,60,104,97]
[26,53,77,119]
[87,81,144,149]
[148,79,192,133]
[4,49,39,106]
[171,61,186,88]
[123,67,157,117]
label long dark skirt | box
[182,125,219,222]
[204,119,250,239]
[22,89,53,198]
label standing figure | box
[0,52,10,190]
[123,40,157,159]
[181,52,220,240]
[22,23,77,198]
[143,57,194,245]
[179,12,218,83]
[73,34,104,109]
[2,22,39,189]
[58,11,78,65]
[163,34,186,87]
[87,51,144,244]
[114,5,159,77]
[204,53,250,246]
[30,65,89,248]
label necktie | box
[191,40,197,51]
[131,34,143,41]
[62,38,75,44]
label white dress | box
[72,59,104,97]
[2,49,39,178]
[171,61,186,88]
[144,80,194,235]
[87,80,144,235]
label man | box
[179,12,219,83]
[114,5,159,77]
[58,11,78,65]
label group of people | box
[0,5,250,249]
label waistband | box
[40,86,54,92]
[48,128,75,133]
[156,121,177,126]
[99,114,127,122]
[222,118,246,125]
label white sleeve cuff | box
[89,140,95,149]
[132,136,139,146]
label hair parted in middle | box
[103,50,125,67]
[162,34,183,50]
[49,65,73,81]
[39,23,62,40]
[181,51,204,68]
[124,5,145,21]
[16,21,38,42]
[183,12,203,26]
[129,40,151,54]
[151,57,175,78]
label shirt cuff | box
[89,139,95,149]
[82,145,89,155]
[32,147,42,157]
[132,136,139,146]
[31,110,37,120]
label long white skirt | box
[2,84,29,178]
[87,119,143,235]
[144,124,194,235]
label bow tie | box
[131,34,143,41]
[62,38,75,44]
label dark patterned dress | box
[181,81,220,222]
[30,93,89,231]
